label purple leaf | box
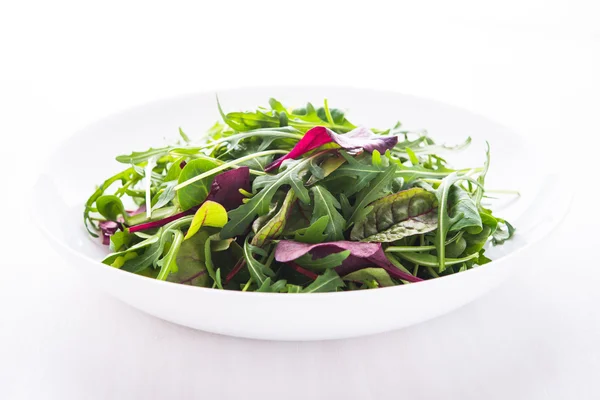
[265,126,398,172]
[99,220,120,245]
[275,240,422,283]
[128,167,250,233]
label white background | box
[1,1,599,399]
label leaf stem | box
[174,150,288,191]
[242,279,252,292]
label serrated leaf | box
[346,164,398,228]
[115,147,172,164]
[350,187,438,242]
[301,269,344,293]
[326,151,385,196]
[242,238,274,286]
[294,215,329,244]
[310,185,346,241]
[221,155,316,238]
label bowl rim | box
[32,85,573,299]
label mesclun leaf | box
[243,238,274,286]
[275,240,422,283]
[251,189,296,246]
[346,163,398,228]
[295,250,350,272]
[350,188,438,242]
[221,154,319,239]
[327,152,386,196]
[447,186,483,234]
[266,126,398,171]
[169,230,210,286]
[294,215,329,244]
[492,220,515,245]
[184,201,228,240]
[310,186,346,241]
[96,195,129,223]
[177,158,221,211]
[152,180,177,210]
[115,147,171,164]
[343,268,395,287]
[301,269,344,293]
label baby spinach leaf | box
[177,158,220,211]
[310,186,346,241]
[447,186,482,234]
[350,187,438,242]
[301,269,344,293]
[96,195,129,223]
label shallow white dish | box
[34,86,569,341]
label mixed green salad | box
[84,98,514,293]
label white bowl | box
[33,86,570,341]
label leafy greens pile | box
[84,98,514,293]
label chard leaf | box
[170,230,210,286]
[177,158,220,211]
[184,201,228,240]
[310,185,346,241]
[302,269,344,293]
[295,250,350,272]
[221,155,317,239]
[346,163,398,228]
[266,126,397,171]
[252,189,296,246]
[350,187,438,242]
[275,240,421,282]
[343,268,395,287]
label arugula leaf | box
[447,186,483,234]
[310,186,346,241]
[116,147,171,164]
[302,269,344,293]
[221,154,319,238]
[242,238,274,286]
[323,151,385,196]
[294,215,329,244]
[343,268,395,287]
[346,163,398,228]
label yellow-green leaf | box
[184,201,227,240]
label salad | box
[84,98,514,293]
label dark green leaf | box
[302,269,345,293]
[177,158,220,211]
[295,250,350,272]
[310,185,346,241]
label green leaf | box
[447,186,483,234]
[346,163,398,228]
[343,268,395,287]
[169,230,210,286]
[295,250,350,272]
[302,269,345,293]
[157,230,184,280]
[294,215,329,244]
[242,238,274,286]
[492,220,515,245]
[116,147,171,164]
[165,157,186,181]
[184,200,228,240]
[350,187,438,242]
[179,127,191,143]
[152,180,177,210]
[109,230,133,252]
[396,251,479,271]
[121,230,170,273]
[222,155,317,238]
[286,284,303,293]
[96,195,129,223]
[252,189,296,246]
[177,158,220,211]
[310,185,346,241]
[326,151,385,196]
